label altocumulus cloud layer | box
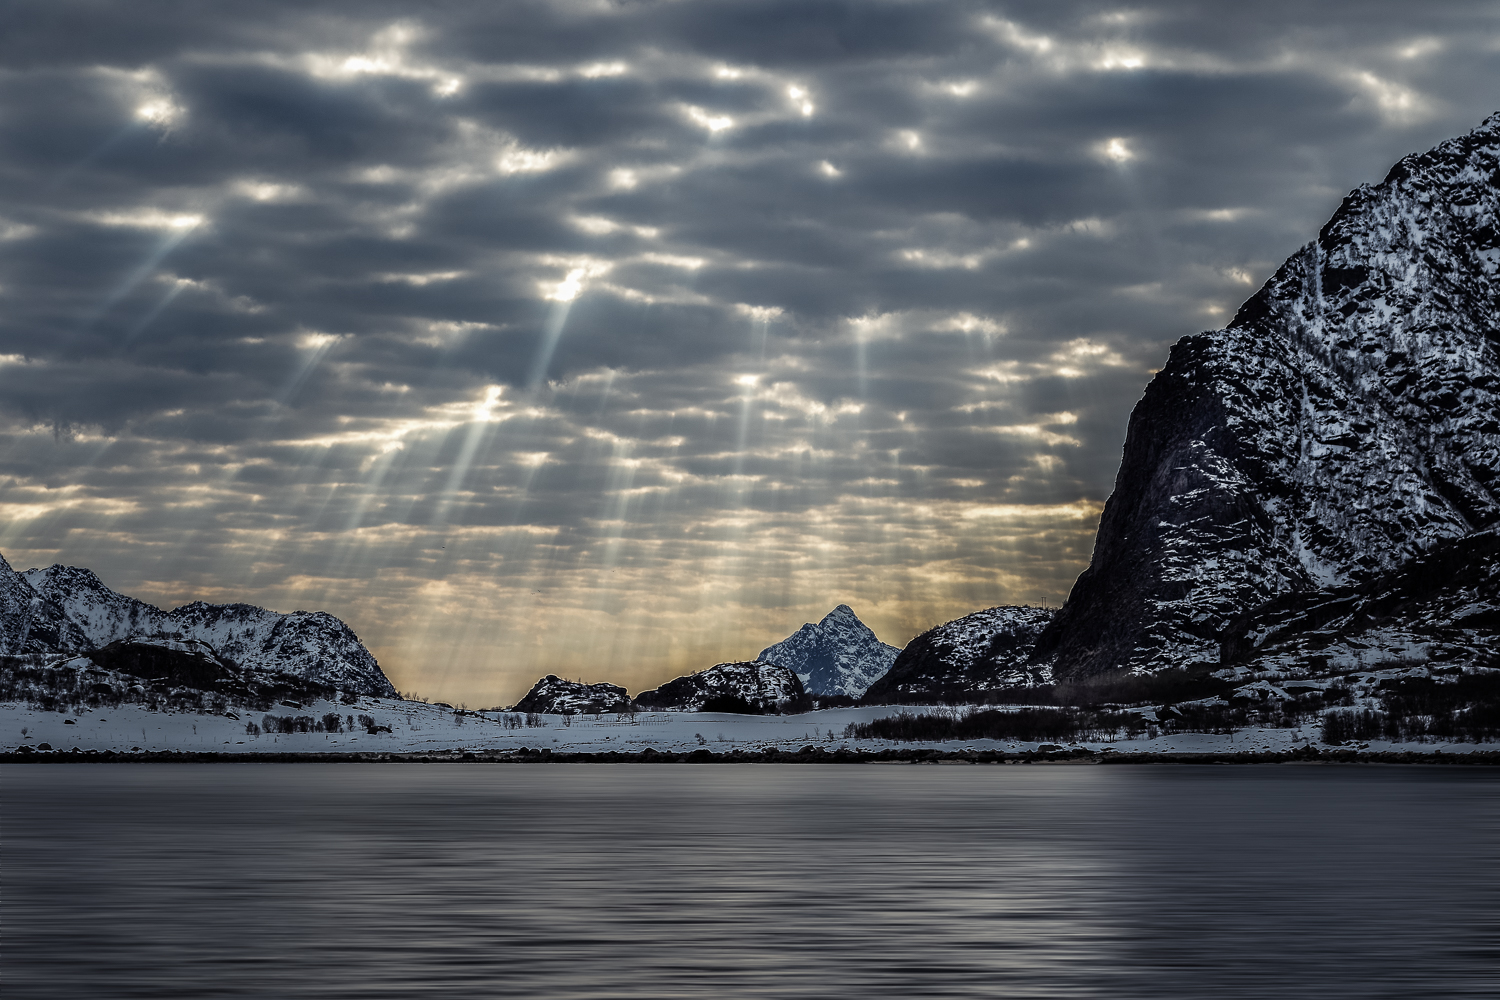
[1,1,1497,704]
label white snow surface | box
[755,604,900,697]
[6,698,1494,757]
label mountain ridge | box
[1,554,397,698]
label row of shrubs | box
[499,713,546,729]
[253,713,389,736]
[844,708,1144,744]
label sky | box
[2,0,1497,707]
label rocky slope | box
[0,553,91,655]
[22,564,169,645]
[512,675,634,715]
[635,661,804,713]
[755,604,899,698]
[862,606,1054,704]
[1034,112,1500,682]
[0,554,397,698]
[1216,526,1499,680]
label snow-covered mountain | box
[1036,112,1500,681]
[165,602,395,698]
[0,552,91,655]
[22,564,169,645]
[0,554,397,698]
[512,675,634,715]
[862,606,1054,704]
[755,604,899,697]
[635,661,804,713]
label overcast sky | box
[2,1,1497,705]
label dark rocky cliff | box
[1035,113,1500,681]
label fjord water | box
[5,765,1498,999]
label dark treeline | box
[258,713,390,735]
[875,669,1237,709]
[1323,672,1500,743]
[845,708,1143,743]
[0,652,348,718]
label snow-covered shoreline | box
[6,699,1498,760]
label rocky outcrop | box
[512,675,634,715]
[756,604,899,697]
[1035,112,1500,681]
[635,661,804,713]
[862,606,1054,704]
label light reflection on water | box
[4,764,1498,998]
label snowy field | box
[5,697,1499,757]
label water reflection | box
[4,765,1498,998]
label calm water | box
[4,763,1498,999]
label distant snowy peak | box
[636,661,804,713]
[756,604,900,697]
[862,605,1054,704]
[513,675,634,715]
[1036,111,1500,680]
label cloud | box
[2,0,1497,705]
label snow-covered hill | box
[165,602,395,698]
[0,555,397,698]
[636,661,804,713]
[862,606,1054,703]
[1036,112,1500,681]
[756,604,899,697]
[513,675,634,714]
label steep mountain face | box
[0,553,90,655]
[862,606,1054,704]
[0,555,398,698]
[755,604,899,697]
[635,661,804,713]
[512,675,634,714]
[1036,113,1500,681]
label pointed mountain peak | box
[758,604,899,698]
[25,564,109,590]
[820,603,860,624]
